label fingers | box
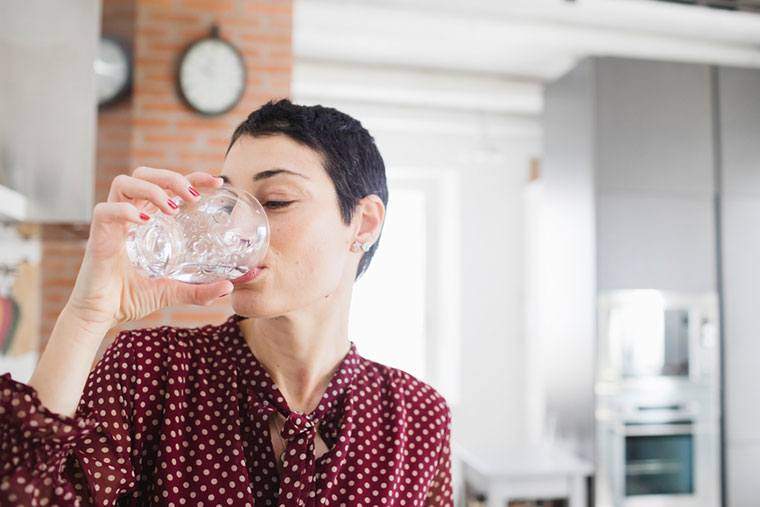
[86,202,150,259]
[107,168,224,213]
[186,171,225,190]
[108,174,183,214]
[162,279,234,307]
[92,201,150,226]
[131,166,204,203]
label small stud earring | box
[352,240,372,252]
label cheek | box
[269,211,349,279]
[233,214,351,315]
[300,227,348,283]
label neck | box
[238,295,352,415]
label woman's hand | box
[29,167,233,417]
[65,167,233,336]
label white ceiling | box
[293,0,760,116]
[294,0,760,79]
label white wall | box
[292,63,542,454]
[526,60,598,461]
[453,131,539,451]
[364,110,540,450]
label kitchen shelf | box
[0,184,28,221]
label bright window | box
[349,185,428,379]
[348,169,461,407]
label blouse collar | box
[228,314,362,423]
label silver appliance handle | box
[624,423,693,437]
[637,404,686,412]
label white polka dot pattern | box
[0,314,454,506]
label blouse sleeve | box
[0,329,141,506]
[425,401,454,506]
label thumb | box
[164,279,234,306]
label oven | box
[624,411,695,498]
[597,399,720,507]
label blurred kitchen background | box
[5,0,760,505]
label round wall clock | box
[95,36,132,108]
[177,25,246,116]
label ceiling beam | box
[294,0,760,80]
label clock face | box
[95,37,130,106]
[178,37,246,116]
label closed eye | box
[264,200,294,209]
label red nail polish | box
[139,212,150,221]
[167,199,178,209]
[188,186,200,197]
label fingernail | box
[188,186,200,197]
[139,212,150,221]
[167,199,178,209]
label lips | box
[232,266,266,284]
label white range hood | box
[0,0,99,223]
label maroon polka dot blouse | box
[0,315,453,506]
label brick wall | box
[40,0,292,357]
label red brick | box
[132,117,171,127]
[178,0,235,14]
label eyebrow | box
[219,169,310,184]
[253,168,310,182]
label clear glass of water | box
[125,184,269,284]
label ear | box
[353,194,385,246]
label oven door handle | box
[623,423,693,437]
[636,404,685,412]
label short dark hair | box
[226,98,388,281]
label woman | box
[0,100,453,506]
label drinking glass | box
[125,184,269,284]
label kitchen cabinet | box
[540,58,760,507]
[596,193,716,291]
[592,58,717,291]
[540,56,724,506]
[718,67,760,199]
[717,66,760,506]
[726,443,760,507]
[595,58,715,198]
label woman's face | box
[221,134,373,318]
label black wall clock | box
[176,25,246,116]
[95,36,132,108]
